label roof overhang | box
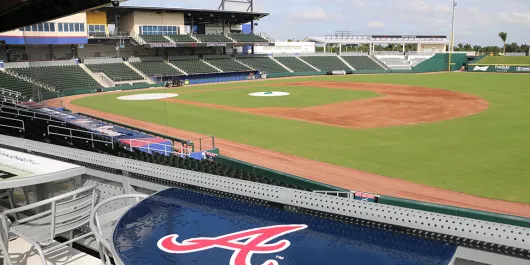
[99,6,269,26]
[307,35,450,45]
[0,0,118,33]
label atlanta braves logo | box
[157,224,308,265]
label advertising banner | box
[470,64,530,73]
[0,148,80,180]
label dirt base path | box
[44,84,530,218]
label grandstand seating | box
[131,60,182,76]
[171,59,219,74]
[341,56,386,70]
[140,34,171,44]
[229,33,268,43]
[205,58,252,72]
[10,65,102,92]
[274,57,315,72]
[194,34,233,43]
[236,57,287,73]
[0,105,301,190]
[299,56,350,71]
[0,71,39,98]
[166,34,197,43]
[86,63,143,81]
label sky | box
[123,0,530,46]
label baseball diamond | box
[1,1,530,265]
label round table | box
[111,188,456,265]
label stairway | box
[201,59,223,72]
[79,64,110,88]
[270,57,293,73]
[296,57,320,71]
[124,62,156,84]
[165,61,188,75]
[337,55,356,70]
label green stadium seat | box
[229,33,269,43]
[86,63,143,81]
[205,58,252,72]
[299,56,350,71]
[171,59,219,74]
[9,65,102,92]
[166,34,197,43]
[140,34,171,44]
[274,57,316,72]
[341,56,385,70]
[194,34,233,43]
[130,61,181,76]
[236,57,287,73]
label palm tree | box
[498,32,507,54]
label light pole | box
[448,0,457,71]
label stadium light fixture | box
[448,0,457,71]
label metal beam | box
[218,0,253,12]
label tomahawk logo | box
[473,66,489,71]
[158,224,308,265]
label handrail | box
[47,125,114,149]
[0,105,68,124]
[0,116,25,131]
[126,138,176,156]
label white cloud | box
[296,8,328,21]
[498,12,530,26]
[367,22,384,28]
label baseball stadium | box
[0,0,529,265]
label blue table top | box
[112,188,456,265]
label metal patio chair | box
[89,194,148,265]
[0,184,98,265]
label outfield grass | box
[72,73,530,204]
[178,85,378,108]
[476,56,530,65]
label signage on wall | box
[78,44,84,49]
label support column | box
[49,45,53,60]
[323,44,326,53]
[190,16,194,35]
[4,45,11,62]
[402,44,405,53]
[339,44,342,55]
[115,14,119,34]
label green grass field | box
[178,85,378,108]
[72,73,530,204]
[476,56,530,65]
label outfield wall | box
[468,64,530,73]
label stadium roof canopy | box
[0,0,115,33]
[100,6,269,25]
[307,35,451,45]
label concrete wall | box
[78,44,157,58]
[255,42,316,54]
[119,13,135,35]
[205,24,242,35]
[8,45,74,61]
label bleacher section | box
[229,33,268,43]
[171,59,219,74]
[205,58,252,72]
[167,34,197,43]
[10,65,102,92]
[130,59,182,76]
[0,103,302,190]
[0,71,39,98]
[194,34,233,43]
[236,56,287,73]
[140,34,170,44]
[341,56,385,71]
[86,63,143,81]
[274,57,315,72]
[300,56,350,71]
[376,55,412,70]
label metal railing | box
[0,116,25,131]
[187,136,216,152]
[0,105,68,124]
[0,87,21,98]
[125,138,175,156]
[47,125,114,149]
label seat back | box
[50,184,98,241]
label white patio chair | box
[89,194,148,265]
[0,184,98,265]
